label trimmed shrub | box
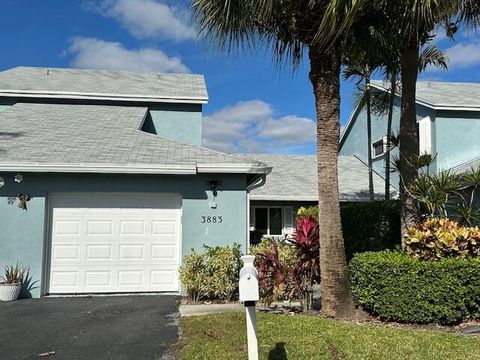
[341,201,401,259]
[405,218,480,260]
[349,251,480,324]
[179,244,242,302]
[179,250,205,303]
[298,201,401,260]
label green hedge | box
[349,251,480,324]
[341,201,401,260]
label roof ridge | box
[3,65,204,77]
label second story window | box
[372,137,387,158]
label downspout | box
[245,168,271,252]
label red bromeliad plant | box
[255,239,296,306]
[290,217,320,310]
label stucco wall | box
[149,103,203,146]
[340,96,435,188]
[0,172,247,297]
[435,111,480,171]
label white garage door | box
[48,193,182,294]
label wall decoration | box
[17,194,31,210]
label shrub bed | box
[179,244,242,302]
[349,251,480,324]
[405,218,480,260]
[298,201,401,260]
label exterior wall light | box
[206,180,221,197]
[0,177,4,188]
[207,180,222,209]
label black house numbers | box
[201,216,223,224]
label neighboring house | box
[340,80,480,182]
[0,66,269,297]
[237,154,393,243]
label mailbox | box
[239,255,259,302]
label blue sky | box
[0,0,478,154]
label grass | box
[177,312,480,360]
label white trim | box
[0,162,269,175]
[371,136,388,159]
[196,163,268,174]
[418,116,433,154]
[340,100,364,147]
[251,206,284,236]
[0,90,208,104]
[0,163,197,174]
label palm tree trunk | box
[399,45,420,239]
[365,76,374,202]
[309,45,355,319]
[384,71,397,200]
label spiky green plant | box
[1,263,29,284]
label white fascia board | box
[249,195,319,201]
[0,90,209,104]
[249,194,375,202]
[0,163,197,174]
[197,163,269,174]
[339,99,365,147]
[431,105,480,111]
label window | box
[253,207,283,236]
[372,138,386,158]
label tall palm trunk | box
[365,76,374,201]
[399,45,420,239]
[384,71,397,200]
[309,45,355,319]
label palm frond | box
[419,44,448,72]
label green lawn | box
[177,312,480,360]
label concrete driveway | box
[0,295,179,360]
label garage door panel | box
[49,193,181,294]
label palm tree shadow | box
[268,342,287,360]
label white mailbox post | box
[239,255,259,360]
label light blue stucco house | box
[0,66,269,297]
[340,80,480,184]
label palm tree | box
[343,65,377,202]
[370,0,480,235]
[343,19,391,202]
[381,44,447,201]
[191,0,364,318]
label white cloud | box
[445,41,480,69]
[68,37,190,73]
[84,0,195,41]
[259,115,315,145]
[203,100,315,153]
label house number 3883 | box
[201,216,223,223]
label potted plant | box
[0,263,29,301]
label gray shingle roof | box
[238,154,397,202]
[0,103,265,174]
[371,80,480,109]
[451,156,480,174]
[0,67,208,103]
